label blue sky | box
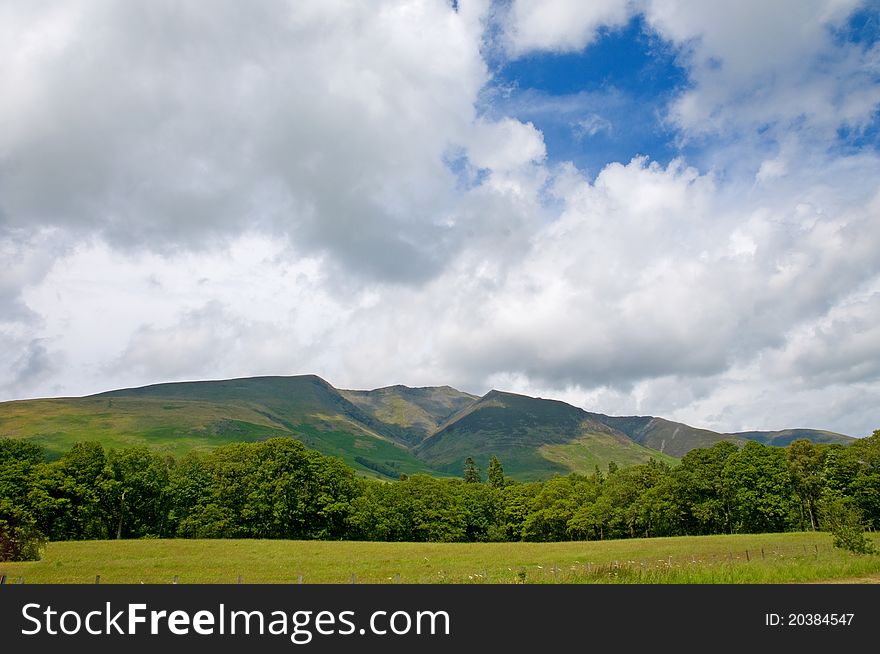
[2,0,880,437]
[485,3,880,175]
[485,14,690,175]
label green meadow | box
[2,532,878,584]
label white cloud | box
[0,0,495,280]
[503,1,879,143]
[467,117,547,171]
[573,113,614,139]
[1,0,879,439]
[503,0,633,54]
[641,0,879,139]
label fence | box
[0,572,407,585]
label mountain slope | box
[416,390,677,480]
[1,376,438,479]
[591,414,854,457]
[723,428,854,448]
[95,374,380,436]
[0,375,856,480]
[339,385,478,446]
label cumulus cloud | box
[640,0,879,139]
[502,1,879,143]
[426,151,880,389]
[767,289,880,387]
[503,0,633,54]
[9,338,59,388]
[0,0,499,282]
[1,0,879,438]
[110,300,312,383]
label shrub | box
[821,496,876,555]
[0,509,47,561]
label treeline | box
[1,431,879,559]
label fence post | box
[350,573,357,584]
[236,575,243,584]
[0,575,6,585]
[173,575,179,585]
[394,573,401,584]
[761,548,765,559]
[745,550,750,562]
[95,575,101,584]
[814,544,819,557]
[297,575,303,584]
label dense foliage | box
[1,431,878,558]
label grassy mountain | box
[416,390,677,480]
[591,414,854,458]
[723,428,855,448]
[339,385,478,446]
[0,375,856,480]
[0,376,437,479]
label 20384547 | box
[765,613,854,626]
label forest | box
[1,430,879,560]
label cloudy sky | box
[2,0,879,437]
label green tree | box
[176,438,360,540]
[106,448,171,538]
[463,457,482,484]
[820,495,876,554]
[0,500,46,561]
[166,452,213,537]
[497,482,540,541]
[786,439,824,530]
[0,440,46,560]
[458,481,502,542]
[673,441,738,534]
[487,455,505,489]
[28,442,114,540]
[522,474,599,541]
[723,441,795,533]
[847,429,880,529]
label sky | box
[2,0,879,437]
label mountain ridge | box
[0,375,856,480]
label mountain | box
[339,385,479,447]
[0,375,438,479]
[0,375,856,480]
[590,414,854,457]
[415,390,678,480]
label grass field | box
[2,533,879,584]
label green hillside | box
[0,376,438,479]
[339,385,478,446]
[0,375,856,481]
[593,414,853,457]
[728,428,855,448]
[416,390,677,480]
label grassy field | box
[2,532,879,584]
